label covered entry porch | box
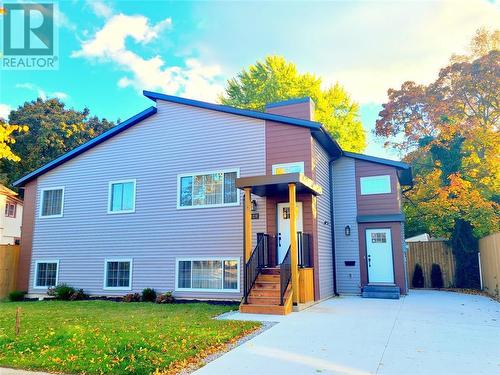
[236,173,322,315]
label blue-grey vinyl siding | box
[29,100,266,299]
[314,140,334,299]
[332,157,361,294]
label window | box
[104,259,132,289]
[178,170,239,208]
[371,232,387,243]
[34,261,59,288]
[360,175,391,195]
[40,187,64,217]
[176,258,239,292]
[272,162,305,175]
[108,180,136,213]
[4,202,16,218]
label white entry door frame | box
[277,202,303,264]
[365,228,395,283]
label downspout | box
[329,158,339,296]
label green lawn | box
[0,301,259,374]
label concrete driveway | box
[196,290,500,375]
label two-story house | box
[0,184,23,245]
[14,92,412,314]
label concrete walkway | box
[196,290,500,375]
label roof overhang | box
[357,214,405,223]
[236,173,323,197]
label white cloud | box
[72,12,224,101]
[0,104,12,121]
[87,0,113,19]
[194,0,500,105]
[15,83,69,101]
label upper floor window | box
[272,161,305,175]
[40,187,64,218]
[360,175,391,195]
[108,180,136,214]
[5,202,16,218]
[178,169,239,209]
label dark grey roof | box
[357,214,405,223]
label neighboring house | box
[0,184,23,245]
[14,92,412,314]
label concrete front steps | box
[362,284,400,299]
[240,268,293,315]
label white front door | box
[366,228,394,283]
[277,202,303,264]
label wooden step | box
[249,288,280,297]
[257,274,280,282]
[254,281,279,289]
[240,303,290,315]
[247,295,281,305]
[261,267,280,275]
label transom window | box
[272,161,305,175]
[178,170,239,208]
[104,260,132,289]
[40,187,64,217]
[5,202,16,218]
[108,180,136,213]
[34,261,58,288]
[360,175,391,195]
[176,259,239,291]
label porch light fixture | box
[345,225,351,236]
[251,199,258,212]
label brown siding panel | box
[266,102,315,121]
[355,159,401,215]
[17,179,36,291]
[265,121,313,177]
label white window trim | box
[103,258,133,291]
[176,168,240,210]
[33,259,59,289]
[360,175,392,195]
[175,257,240,293]
[107,179,137,214]
[272,161,305,175]
[39,186,65,218]
[5,202,16,218]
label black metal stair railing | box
[297,232,312,268]
[279,245,292,306]
[243,233,271,304]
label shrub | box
[69,288,88,301]
[431,264,444,289]
[156,291,175,304]
[142,288,157,302]
[51,284,76,300]
[8,290,25,302]
[412,264,424,288]
[123,293,141,302]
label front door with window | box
[277,202,303,264]
[366,228,394,283]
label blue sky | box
[1,0,499,159]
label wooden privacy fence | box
[406,241,456,288]
[0,245,20,299]
[479,232,500,300]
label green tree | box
[0,98,114,186]
[220,56,366,152]
[376,29,499,288]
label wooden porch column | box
[288,183,299,304]
[244,187,252,262]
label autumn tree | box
[0,120,27,162]
[0,98,114,186]
[376,29,499,288]
[220,56,366,152]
